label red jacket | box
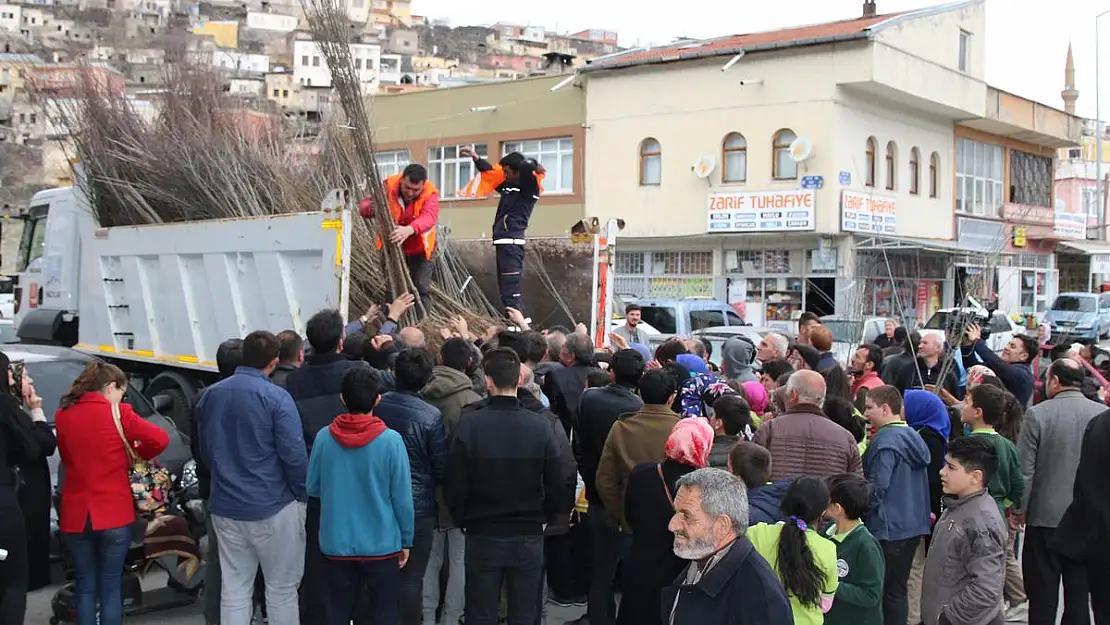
[56,393,169,532]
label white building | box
[292,39,380,90]
[0,5,21,33]
[378,52,401,84]
[212,49,270,73]
[583,0,1077,325]
[245,11,297,32]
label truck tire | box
[145,373,200,435]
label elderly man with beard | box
[662,468,792,625]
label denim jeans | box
[464,534,544,625]
[400,516,436,625]
[422,528,465,625]
[212,501,306,625]
[324,557,401,625]
[64,523,133,625]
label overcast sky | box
[413,0,1108,119]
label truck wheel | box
[148,386,192,435]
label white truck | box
[13,183,353,430]
[12,183,623,430]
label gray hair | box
[675,468,749,535]
[546,331,567,361]
[565,331,595,366]
[786,369,826,405]
[766,333,789,358]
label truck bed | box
[74,208,351,370]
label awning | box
[854,235,995,256]
[1056,240,1110,255]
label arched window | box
[772,129,797,180]
[885,141,897,190]
[909,147,921,195]
[722,132,747,183]
[865,137,877,187]
[639,138,662,186]
[929,152,940,198]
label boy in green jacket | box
[962,385,1024,516]
[823,473,884,625]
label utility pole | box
[1094,9,1110,290]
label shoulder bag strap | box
[657,463,674,504]
[110,402,139,466]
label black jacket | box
[898,356,959,398]
[376,390,448,518]
[0,395,41,504]
[285,353,394,452]
[1053,409,1110,562]
[662,536,793,625]
[544,364,592,436]
[269,362,298,388]
[475,157,541,240]
[575,383,643,504]
[446,395,576,536]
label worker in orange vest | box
[362,163,440,311]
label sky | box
[413,0,1110,119]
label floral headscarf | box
[664,418,715,468]
[676,372,723,418]
[966,364,996,389]
[741,380,768,414]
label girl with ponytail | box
[747,476,839,625]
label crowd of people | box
[4,297,1110,625]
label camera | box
[946,309,991,341]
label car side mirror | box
[153,394,173,412]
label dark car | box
[0,344,193,559]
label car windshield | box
[924,311,949,330]
[1052,296,1096,313]
[640,306,677,334]
[821,320,864,344]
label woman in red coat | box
[55,361,169,625]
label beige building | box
[371,75,586,239]
[582,0,1078,324]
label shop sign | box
[1092,255,1110,275]
[957,218,1006,253]
[1012,227,1027,247]
[1054,198,1087,239]
[706,189,815,233]
[841,190,897,234]
[1003,203,1054,226]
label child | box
[921,436,1007,625]
[727,441,790,525]
[747,476,839,625]
[823,473,884,625]
[961,385,1025,518]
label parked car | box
[631,298,748,336]
[0,320,17,344]
[1043,292,1110,342]
[920,307,1021,353]
[818,316,890,369]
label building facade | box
[370,75,586,239]
[293,40,380,90]
[581,0,1077,328]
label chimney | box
[862,0,877,17]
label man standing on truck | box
[459,145,545,320]
[362,163,440,312]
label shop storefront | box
[723,246,837,330]
[1056,239,1110,293]
[854,249,948,324]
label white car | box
[920,308,1022,353]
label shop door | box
[806,278,835,317]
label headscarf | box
[741,380,768,414]
[676,353,709,376]
[629,343,653,363]
[966,364,996,389]
[664,417,714,468]
[904,389,952,442]
[676,372,723,418]
[721,337,758,383]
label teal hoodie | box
[307,413,415,557]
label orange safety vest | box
[459,164,545,198]
[375,174,438,260]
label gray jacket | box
[921,489,1006,625]
[1017,389,1104,527]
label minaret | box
[1063,41,1079,114]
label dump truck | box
[11,183,621,431]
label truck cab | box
[13,187,84,345]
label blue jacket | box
[197,367,308,522]
[863,422,932,541]
[375,390,448,518]
[748,479,791,526]
[307,416,414,557]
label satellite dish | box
[692,154,717,179]
[789,136,814,162]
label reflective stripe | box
[493,238,526,245]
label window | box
[1010,150,1052,207]
[909,147,921,195]
[722,132,747,183]
[272,88,279,97]
[1083,185,1102,220]
[503,137,574,193]
[312,56,320,67]
[689,310,724,332]
[956,138,1004,216]
[1068,147,1083,160]
[864,136,877,187]
[885,141,897,190]
[301,54,308,66]
[639,138,661,186]
[929,152,939,198]
[428,144,487,198]
[772,129,797,180]
[958,29,971,72]
[375,149,410,180]
[282,89,288,98]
